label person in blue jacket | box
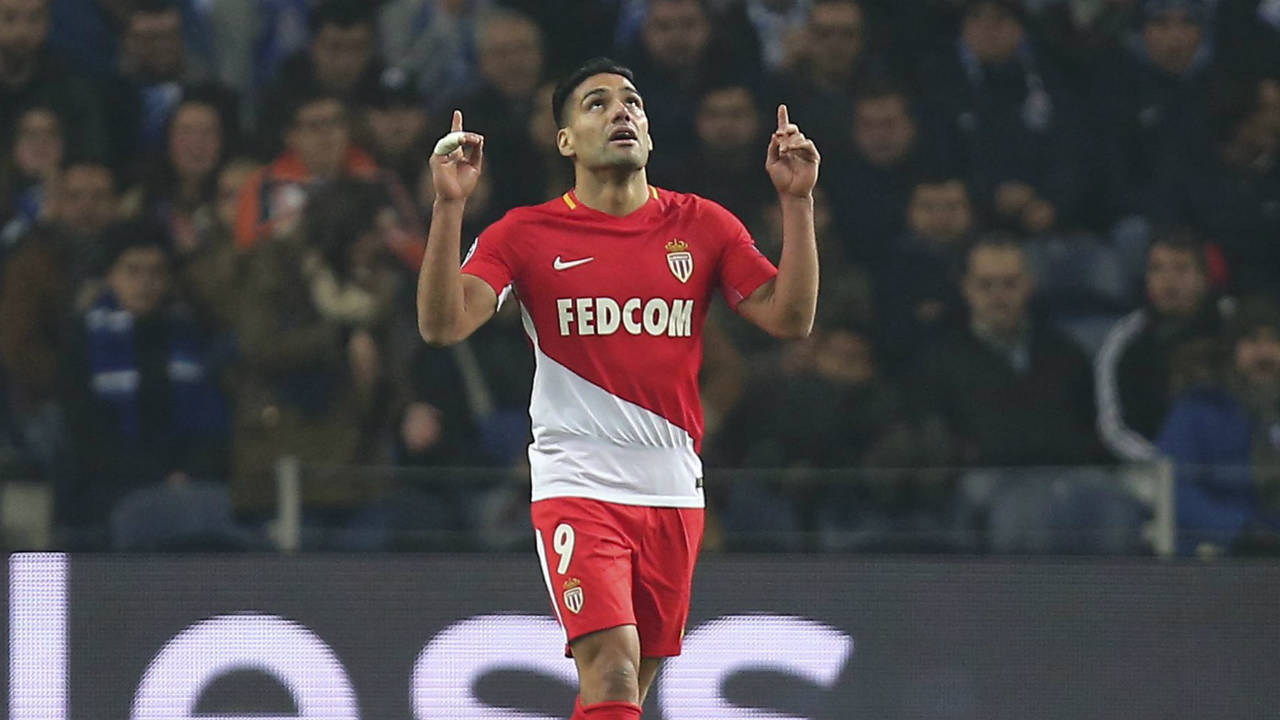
[1157,297,1280,556]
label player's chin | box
[599,152,647,172]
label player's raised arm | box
[417,110,498,345]
[736,104,821,339]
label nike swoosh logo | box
[553,255,595,270]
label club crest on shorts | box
[666,238,693,284]
[563,578,584,614]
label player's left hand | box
[765,104,820,198]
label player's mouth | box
[608,127,639,146]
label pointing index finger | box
[452,110,463,132]
[777,104,789,130]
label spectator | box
[120,92,230,254]
[735,185,872,362]
[59,222,230,548]
[920,0,1084,235]
[234,92,425,270]
[208,0,310,109]
[1,104,64,247]
[916,236,1150,552]
[0,158,118,484]
[762,0,891,155]
[1093,0,1215,220]
[456,7,546,211]
[710,323,921,549]
[0,159,118,412]
[742,0,812,74]
[358,67,431,190]
[379,0,492,108]
[106,0,238,162]
[824,81,931,268]
[667,82,774,231]
[180,156,259,334]
[48,0,215,82]
[623,0,759,167]
[1158,297,1280,556]
[1031,0,1140,93]
[1154,74,1280,294]
[1215,0,1280,77]
[914,235,1102,467]
[875,176,976,371]
[1095,228,1222,462]
[256,0,382,157]
[227,178,409,548]
[499,80,574,204]
[0,0,110,164]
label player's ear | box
[645,130,653,152]
[556,127,574,158]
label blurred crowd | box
[1,0,1278,555]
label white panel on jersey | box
[519,305,704,509]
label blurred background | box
[0,0,1278,557]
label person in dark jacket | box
[59,222,230,547]
[1158,297,1280,556]
[913,235,1101,467]
[914,236,1145,553]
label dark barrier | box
[6,554,1279,719]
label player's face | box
[557,73,652,173]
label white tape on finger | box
[433,131,468,156]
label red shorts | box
[531,497,704,658]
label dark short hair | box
[304,179,393,280]
[1148,226,1209,275]
[309,0,376,35]
[963,232,1024,274]
[285,91,347,129]
[60,155,115,184]
[130,0,180,16]
[1226,296,1280,347]
[1207,75,1265,144]
[964,0,1027,23]
[102,221,171,271]
[551,57,636,128]
[853,78,914,115]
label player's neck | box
[572,170,651,217]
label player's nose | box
[609,100,633,124]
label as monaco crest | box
[666,238,693,283]
[563,578,584,614]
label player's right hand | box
[430,110,485,203]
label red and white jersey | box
[461,186,777,508]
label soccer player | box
[417,57,820,720]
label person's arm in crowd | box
[0,247,62,403]
[1094,313,1160,461]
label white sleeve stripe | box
[1094,310,1158,461]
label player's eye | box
[626,96,642,107]
[587,98,604,110]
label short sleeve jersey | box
[461,187,777,508]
